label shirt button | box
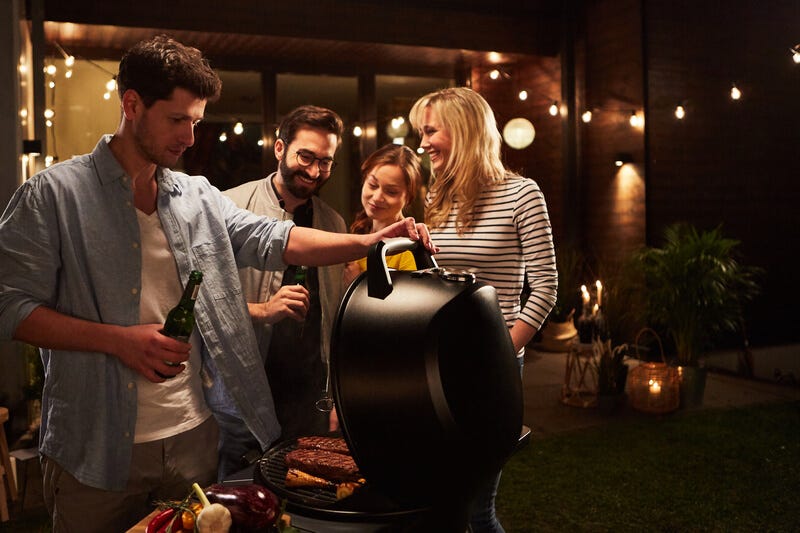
[131,287,138,295]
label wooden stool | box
[560,342,598,408]
[1,407,19,522]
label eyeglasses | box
[294,149,337,173]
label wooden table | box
[126,509,159,533]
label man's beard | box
[279,157,327,200]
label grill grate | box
[256,440,340,507]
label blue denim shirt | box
[0,136,292,490]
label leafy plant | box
[593,338,628,394]
[631,223,761,366]
[549,244,585,322]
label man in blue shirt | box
[0,35,431,532]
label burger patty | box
[296,436,351,455]
[284,448,360,482]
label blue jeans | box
[213,410,262,481]
[469,356,523,532]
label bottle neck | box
[179,278,201,309]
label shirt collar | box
[93,134,180,194]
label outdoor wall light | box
[22,139,42,155]
[614,153,634,167]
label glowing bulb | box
[794,50,800,64]
[549,101,559,116]
[488,51,501,63]
[352,125,363,137]
[219,132,227,142]
[257,139,264,146]
[581,110,592,123]
[45,155,54,167]
[19,109,27,119]
[46,119,53,128]
[390,116,405,129]
[65,55,75,67]
[518,90,528,101]
[18,62,27,75]
[45,64,56,75]
[675,105,685,119]
[65,70,73,79]
[48,81,55,89]
[629,112,643,128]
[489,69,500,80]
[103,92,111,100]
[615,159,623,167]
[233,121,244,135]
[417,147,425,154]
[106,79,117,92]
[44,108,55,119]
[730,84,741,100]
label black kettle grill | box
[253,239,524,530]
[329,238,523,528]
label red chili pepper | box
[145,507,177,533]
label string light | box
[674,105,686,119]
[233,121,244,135]
[352,125,363,137]
[518,90,528,101]
[489,69,501,80]
[581,110,592,123]
[549,101,559,116]
[219,132,228,142]
[730,83,742,100]
[791,44,800,64]
[629,111,644,128]
[45,64,56,75]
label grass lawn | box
[497,401,800,532]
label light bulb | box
[549,101,559,116]
[675,105,685,119]
[518,90,528,101]
[44,108,55,119]
[730,84,742,100]
[352,125,363,137]
[103,92,111,100]
[417,147,425,154]
[45,155,54,167]
[794,50,800,64]
[257,139,265,146]
[581,110,592,123]
[48,81,55,89]
[65,70,73,79]
[219,132,227,142]
[65,55,75,67]
[489,69,500,80]
[106,79,117,92]
[45,64,56,75]
[46,119,53,128]
[233,121,244,135]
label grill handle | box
[367,238,438,299]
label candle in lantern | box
[596,280,603,307]
[649,379,661,394]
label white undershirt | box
[134,208,211,443]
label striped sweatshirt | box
[427,175,558,353]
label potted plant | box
[537,245,583,352]
[592,339,628,413]
[631,223,761,406]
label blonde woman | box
[343,143,423,286]
[410,87,558,532]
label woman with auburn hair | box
[343,143,423,286]
[409,86,558,532]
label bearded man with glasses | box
[223,105,347,473]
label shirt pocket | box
[191,238,242,301]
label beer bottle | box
[162,270,203,342]
[293,265,307,287]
